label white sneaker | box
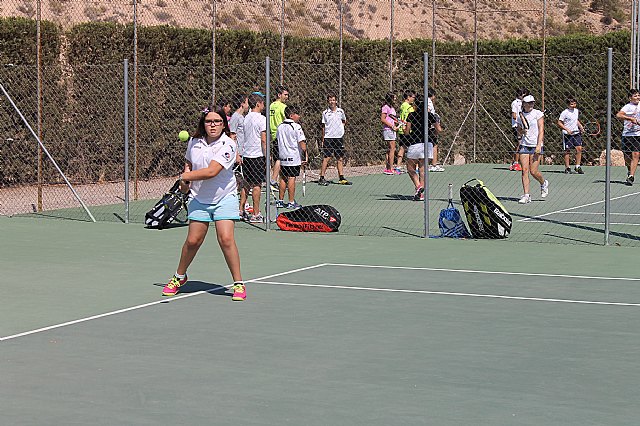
[429,164,445,172]
[540,180,549,198]
[518,194,531,204]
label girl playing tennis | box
[162,106,246,301]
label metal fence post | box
[124,59,130,224]
[605,48,613,245]
[265,57,273,229]
[424,52,429,238]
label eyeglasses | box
[204,119,224,125]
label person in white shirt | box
[318,93,350,186]
[516,95,549,204]
[557,97,585,174]
[228,93,248,164]
[162,106,246,302]
[509,88,528,171]
[615,88,640,186]
[239,93,268,222]
[276,105,307,209]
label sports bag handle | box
[462,178,484,187]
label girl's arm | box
[535,116,544,152]
[180,160,224,182]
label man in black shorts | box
[318,93,351,186]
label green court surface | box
[1,216,639,425]
[16,163,640,245]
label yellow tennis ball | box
[178,130,189,142]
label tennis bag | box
[276,205,341,232]
[439,200,471,238]
[460,179,512,239]
[145,180,190,229]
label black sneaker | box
[627,174,635,186]
[564,168,572,174]
[318,177,329,186]
[574,166,584,174]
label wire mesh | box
[1,0,639,245]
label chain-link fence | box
[2,0,639,245]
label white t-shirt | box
[276,119,306,166]
[185,134,237,204]
[558,108,580,135]
[322,107,346,138]
[621,102,640,136]
[242,111,267,158]
[511,98,522,127]
[516,108,544,148]
[228,111,245,151]
[427,98,435,114]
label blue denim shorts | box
[518,145,544,155]
[187,193,240,222]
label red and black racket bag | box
[276,205,341,232]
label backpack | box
[438,184,471,238]
[276,205,341,232]
[460,179,512,239]
[145,180,191,229]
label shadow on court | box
[153,280,232,297]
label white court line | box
[522,221,640,226]
[517,191,640,222]
[0,263,327,342]
[253,280,640,307]
[550,212,640,216]
[324,262,640,282]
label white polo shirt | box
[185,134,237,204]
[511,98,522,127]
[558,108,580,135]
[276,119,306,166]
[242,111,267,158]
[322,107,346,138]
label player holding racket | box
[615,89,640,186]
[381,92,400,175]
[509,88,528,171]
[516,95,548,204]
[318,93,350,186]
[162,106,246,301]
[557,97,585,174]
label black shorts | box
[322,138,346,158]
[622,136,640,153]
[271,139,280,161]
[563,134,583,150]
[242,156,266,185]
[397,134,411,149]
[280,165,301,178]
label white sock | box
[175,272,186,279]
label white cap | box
[523,95,535,103]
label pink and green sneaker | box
[162,274,187,296]
[231,283,247,301]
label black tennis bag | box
[276,205,341,232]
[145,180,190,229]
[460,179,512,239]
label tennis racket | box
[519,111,530,131]
[302,164,306,197]
[388,113,407,129]
[582,121,601,137]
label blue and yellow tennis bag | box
[460,179,512,239]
